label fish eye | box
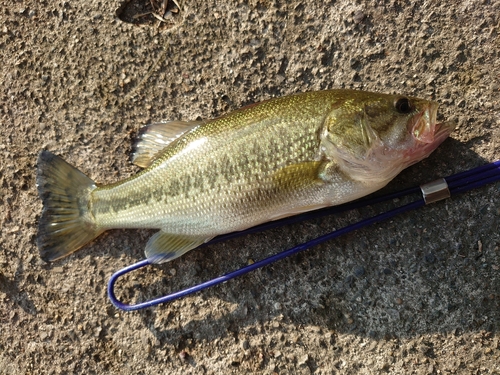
[394,98,413,114]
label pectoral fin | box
[272,160,343,187]
[132,120,204,168]
[145,231,213,263]
[272,161,324,186]
[265,161,338,220]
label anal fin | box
[145,231,212,264]
[132,120,204,168]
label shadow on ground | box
[86,139,500,347]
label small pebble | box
[425,253,436,263]
[353,265,365,277]
[380,363,390,371]
[298,354,309,366]
[353,10,365,24]
[345,275,355,286]
[386,309,400,321]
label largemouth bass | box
[37,89,455,263]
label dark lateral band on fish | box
[36,89,456,264]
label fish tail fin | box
[36,150,102,262]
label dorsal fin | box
[131,120,203,168]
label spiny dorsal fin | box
[132,120,203,168]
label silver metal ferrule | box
[420,178,450,204]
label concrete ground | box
[1,0,499,373]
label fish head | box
[324,91,456,184]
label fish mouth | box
[410,102,455,145]
[404,104,456,165]
[409,103,438,144]
[431,120,456,143]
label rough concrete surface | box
[1,0,499,374]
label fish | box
[36,89,456,263]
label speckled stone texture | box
[1,0,499,374]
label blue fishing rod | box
[108,160,500,311]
